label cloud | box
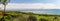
[0,3,58,10]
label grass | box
[0,11,60,21]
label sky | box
[10,0,56,3]
[0,0,60,10]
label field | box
[0,11,60,21]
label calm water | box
[11,9,60,15]
[18,9,60,15]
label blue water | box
[15,9,60,15]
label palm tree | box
[0,0,10,21]
[1,0,7,15]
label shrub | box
[27,16,37,21]
[40,18,48,21]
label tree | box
[1,0,7,15]
[27,16,37,21]
[0,0,10,21]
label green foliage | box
[27,16,37,21]
[0,0,1,2]
[1,0,7,5]
[0,11,60,21]
[4,14,12,21]
[40,18,48,21]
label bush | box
[40,18,48,21]
[27,16,37,21]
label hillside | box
[0,11,60,21]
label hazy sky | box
[0,0,60,9]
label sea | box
[10,9,60,15]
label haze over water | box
[14,9,60,15]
